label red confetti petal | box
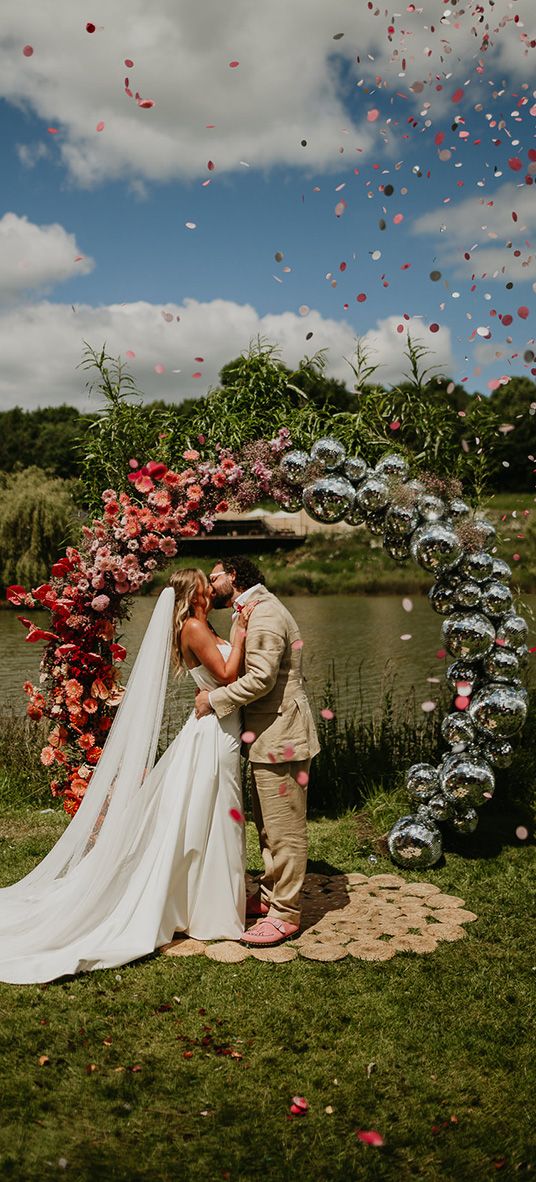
[22,45,34,57]
[390,420,401,430]
[229,807,245,824]
[85,22,96,33]
[138,99,155,109]
[429,323,440,333]
[47,128,59,135]
[454,695,470,710]
[356,292,367,302]
[367,109,380,122]
[229,60,240,68]
[508,157,523,171]
[124,58,134,68]
[518,306,529,319]
[434,131,445,146]
[96,121,105,132]
[356,1130,384,1147]
[207,160,215,170]
[451,88,464,103]
[320,708,334,720]
[241,730,256,744]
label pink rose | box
[91,594,110,612]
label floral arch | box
[10,432,529,870]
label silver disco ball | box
[404,478,426,497]
[448,498,471,521]
[440,754,495,807]
[474,516,497,545]
[468,683,528,738]
[302,476,356,524]
[355,475,391,514]
[496,615,529,647]
[416,493,445,522]
[442,612,496,658]
[344,456,368,485]
[441,712,476,747]
[459,550,494,583]
[483,647,520,682]
[375,452,409,480]
[388,814,443,869]
[410,523,463,573]
[515,644,530,671]
[279,450,312,487]
[344,502,365,526]
[479,736,514,768]
[419,794,452,823]
[449,807,479,835]
[383,534,411,563]
[275,485,304,513]
[384,503,420,537]
[365,511,387,536]
[429,582,458,615]
[406,762,440,804]
[491,557,512,584]
[454,579,482,610]
[310,437,346,471]
[446,658,481,690]
[480,581,513,618]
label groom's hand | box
[195,690,213,718]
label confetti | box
[421,700,437,713]
[241,730,256,744]
[356,1130,384,1147]
[229,808,245,824]
[185,222,197,230]
[320,708,334,720]
[515,826,529,841]
[22,45,34,57]
[400,634,412,641]
[96,121,105,132]
[402,597,413,612]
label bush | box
[0,467,82,591]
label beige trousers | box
[250,759,310,927]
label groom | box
[195,556,320,948]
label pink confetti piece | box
[518,306,529,319]
[137,99,155,109]
[229,808,245,824]
[241,730,256,744]
[47,128,59,134]
[436,649,446,660]
[229,60,240,68]
[154,364,165,374]
[125,350,136,359]
[320,708,334,720]
[421,700,436,713]
[207,160,215,171]
[296,771,309,787]
[508,157,523,171]
[451,88,464,103]
[390,420,401,431]
[22,45,34,57]
[124,58,134,68]
[96,121,105,132]
[128,459,139,469]
[356,1130,384,1147]
[192,372,202,379]
[282,745,296,760]
[278,783,287,796]
[290,1097,309,1117]
[356,292,367,303]
[454,695,470,710]
[516,826,529,840]
[291,639,304,650]
[402,597,413,612]
[393,213,404,224]
[367,109,380,122]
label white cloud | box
[412,182,536,280]
[0,212,94,301]
[0,298,454,410]
[1,0,533,187]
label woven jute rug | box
[161,872,477,964]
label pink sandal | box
[240,918,299,947]
[245,893,270,919]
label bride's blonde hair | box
[169,568,211,677]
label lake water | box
[2,594,534,734]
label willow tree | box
[0,468,82,591]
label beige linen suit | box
[209,587,320,925]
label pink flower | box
[183,449,200,461]
[159,537,177,557]
[101,489,118,502]
[131,474,154,494]
[140,533,161,552]
[91,594,110,612]
[40,746,56,766]
[65,679,83,700]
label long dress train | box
[0,590,245,985]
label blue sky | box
[0,0,535,409]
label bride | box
[0,569,256,985]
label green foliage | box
[79,344,168,512]
[0,467,82,591]
[0,405,91,480]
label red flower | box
[110,643,127,661]
[145,461,168,479]
[6,585,28,605]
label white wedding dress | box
[0,589,246,985]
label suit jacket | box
[209,587,320,765]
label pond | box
[2,593,534,735]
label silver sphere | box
[406,762,440,804]
[310,437,346,471]
[474,517,497,545]
[302,476,356,524]
[416,493,445,522]
[446,658,481,691]
[441,712,476,747]
[355,475,391,515]
[448,498,471,521]
[388,815,443,869]
[410,523,463,573]
[440,754,495,807]
[515,644,530,671]
[449,807,479,835]
[483,647,520,682]
[491,557,512,584]
[344,502,365,526]
[384,503,420,537]
[383,534,411,563]
[429,582,458,615]
[480,581,513,618]
[442,612,496,659]
[404,478,426,497]
[365,511,387,536]
[280,450,312,487]
[455,579,482,610]
[496,615,529,647]
[479,736,514,768]
[459,551,494,584]
[468,683,528,738]
[375,452,409,480]
[420,794,452,823]
[344,456,368,485]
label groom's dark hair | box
[220,556,266,592]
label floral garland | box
[8,430,293,815]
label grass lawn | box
[0,798,534,1182]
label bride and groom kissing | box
[0,556,319,984]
